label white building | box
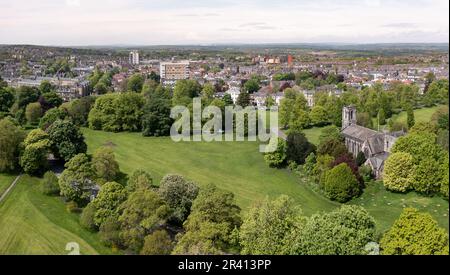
[225,87,241,104]
[129,50,140,65]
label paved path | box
[271,127,287,140]
[0,175,22,204]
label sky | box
[0,0,448,45]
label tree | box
[67,96,96,126]
[406,105,415,129]
[380,208,449,255]
[377,108,386,126]
[140,230,174,255]
[126,169,153,192]
[243,79,260,94]
[331,153,363,185]
[286,131,316,165]
[118,188,170,252]
[440,155,449,198]
[39,92,63,110]
[391,132,447,194]
[94,82,108,95]
[0,119,25,172]
[39,80,54,94]
[92,147,120,184]
[317,138,348,159]
[47,120,87,161]
[172,184,241,255]
[264,138,287,168]
[201,83,215,104]
[222,94,233,106]
[236,91,251,108]
[289,109,310,131]
[322,163,360,202]
[20,131,50,175]
[383,152,414,192]
[303,152,316,175]
[0,88,14,113]
[172,80,201,106]
[127,74,144,93]
[158,174,199,225]
[357,112,373,129]
[141,93,173,137]
[25,102,42,125]
[318,125,342,144]
[15,86,41,109]
[286,205,376,255]
[92,182,128,227]
[58,153,96,205]
[99,216,122,248]
[409,122,437,135]
[310,105,329,126]
[80,202,98,232]
[39,107,66,130]
[240,195,302,255]
[88,93,144,132]
[41,171,60,195]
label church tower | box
[342,106,357,129]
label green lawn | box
[0,174,17,196]
[84,128,338,215]
[83,128,448,234]
[0,175,112,255]
[373,105,445,129]
[302,127,324,146]
[350,181,449,233]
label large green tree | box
[91,182,128,227]
[91,147,120,184]
[383,152,414,192]
[322,163,360,202]
[158,174,199,225]
[0,119,25,172]
[240,195,302,255]
[47,119,87,161]
[380,208,449,255]
[172,184,241,255]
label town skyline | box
[0,0,448,46]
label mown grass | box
[0,175,113,255]
[83,128,448,234]
[0,173,17,196]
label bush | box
[356,151,366,166]
[80,203,98,232]
[317,138,347,159]
[140,230,173,255]
[41,171,60,195]
[263,138,287,168]
[286,131,316,165]
[322,163,360,202]
[359,165,373,183]
[99,216,122,248]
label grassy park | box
[83,128,449,233]
[0,174,17,196]
[0,175,111,255]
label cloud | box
[0,0,447,45]
[381,23,417,28]
[65,0,81,7]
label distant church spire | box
[342,106,357,129]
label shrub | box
[140,230,173,255]
[41,171,60,195]
[322,163,360,202]
[80,203,98,232]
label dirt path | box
[0,175,22,204]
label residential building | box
[160,61,190,86]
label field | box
[0,175,112,255]
[84,128,448,233]
[0,174,17,196]
[302,127,324,146]
[84,128,338,215]
[373,105,445,129]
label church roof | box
[366,152,390,171]
[341,124,379,142]
[366,134,385,155]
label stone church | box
[341,106,405,179]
